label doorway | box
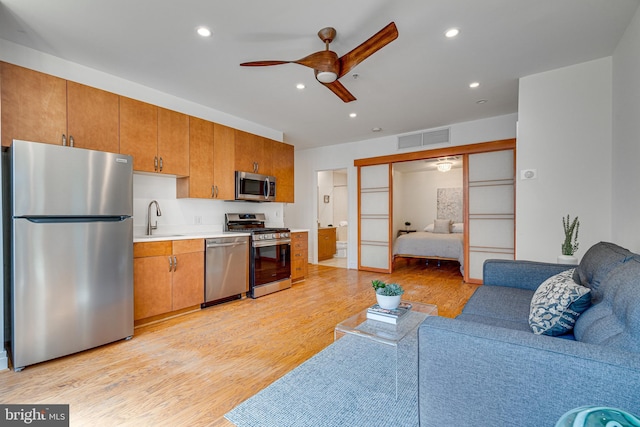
[317,169,348,269]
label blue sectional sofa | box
[417,242,640,427]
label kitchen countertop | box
[133,231,250,243]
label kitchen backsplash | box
[133,174,285,233]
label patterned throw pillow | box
[529,269,592,336]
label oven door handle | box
[252,239,291,248]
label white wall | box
[317,171,334,228]
[285,113,517,268]
[517,57,613,262]
[393,167,463,236]
[612,6,640,253]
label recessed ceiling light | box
[296,83,305,90]
[196,27,212,37]
[349,113,357,118]
[476,99,488,104]
[372,127,382,132]
[445,28,460,38]
[469,82,480,88]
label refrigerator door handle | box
[22,216,130,224]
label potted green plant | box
[372,280,405,309]
[558,214,580,265]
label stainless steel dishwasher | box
[203,235,249,307]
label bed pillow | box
[433,219,451,234]
[529,268,592,336]
[424,223,434,232]
[451,223,464,233]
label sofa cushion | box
[456,313,532,332]
[573,242,634,303]
[529,269,591,336]
[462,285,534,323]
[574,257,640,353]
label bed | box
[392,230,464,272]
[393,187,464,272]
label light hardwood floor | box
[0,260,478,426]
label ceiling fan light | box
[316,71,338,83]
[436,162,453,172]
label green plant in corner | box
[371,280,405,296]
[562,214,580,256]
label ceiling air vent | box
[397,127,450,150]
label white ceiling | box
[1,0,638,150]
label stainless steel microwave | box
[235,171,276,202]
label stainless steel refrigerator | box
[8,140,134,371]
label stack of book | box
[366,302,412,324]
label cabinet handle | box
[159,157,164,172]
[168,256,173,272]
[211,185,215,198]
[154,156,158,171]
[215,186,219,198]
[62,134,67,146]
[69,135,75,147]
[173,256,177,272]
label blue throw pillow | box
[529,269,592,336]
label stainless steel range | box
[225,213,291,298]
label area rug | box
[225,330,419,427]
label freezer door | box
[11,140,133,217]
[11,217,133,369]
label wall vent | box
[397,127,450,150]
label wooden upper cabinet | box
[1,63,120,151]
[271,140,294,203]
[235,130,265,174]
[158,108,189,176]
[120,100,189,176]
[67,81,119,153]
[1,62,67,147]
[213,123,236,200]
[178,116,214,199]
[119,97,158,173]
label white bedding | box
[392,231,464,270]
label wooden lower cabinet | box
[291,231,308,282]
[134,239,204,322]
[318,227,337,261]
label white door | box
[465,149,515,282]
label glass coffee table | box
[334,301,438,398]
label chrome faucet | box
[146,200,162,235]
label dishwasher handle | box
[206,240,248,249]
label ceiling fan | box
[240,22,398,103]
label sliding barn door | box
[358,164,392,272]
[465,149,515,283]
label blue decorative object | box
[555,406,640,427]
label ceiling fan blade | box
[240,60,290,67]
[338,22,398,78]
[322,80,356,103]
